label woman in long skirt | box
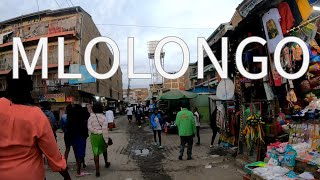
[67,104,89,176]
[88,102,110,177]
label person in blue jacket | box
[150,108,164,149]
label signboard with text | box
[40,93,66,102]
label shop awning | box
[160,89,198,100]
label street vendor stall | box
[159,89,198,134]
[226,0,320,179]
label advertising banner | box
[68,64,97,84]
[40,93,66,102]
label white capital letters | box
[236,37,267,79]
[84,37,120,79]
[128,37,151,79]
[58,37,81,79]
[274,37,309,79]
[154,36,189,80]
[197,37,228,79]
[13,37,48,79]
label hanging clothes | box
[262,8,284,53]
[278,2,295,35]
[216,104,225,130]
[286,0,303,26]
[296,0,313,21]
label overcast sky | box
[0,0,241,88]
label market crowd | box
[0,69,115,179]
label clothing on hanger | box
[278,2,295,34]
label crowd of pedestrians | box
[0,68,114,179]
[0,68,221,179]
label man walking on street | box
[126,105,133,123]
[176,103,196,160]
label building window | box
[97,80,100,93]
[110,88,113,98]
[109,57,112,66]
[118,93,120,99]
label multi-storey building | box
[123,88,148,104]
[163,71,190,91]
[0,7,123,118]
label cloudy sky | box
[0,0,241,88]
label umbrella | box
[160,89,198,100]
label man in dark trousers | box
[176,103,196,160]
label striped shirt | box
[87,113,109,143]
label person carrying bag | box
[87,102,112,177]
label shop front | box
[209,0,320,179]
[208,0,320,179]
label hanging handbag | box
[95,114,113,146]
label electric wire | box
[54,0,61,8]
[96,23,213,30]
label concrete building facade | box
[123,88,148,104]
[163,71,190,91]
[0,7,123,118]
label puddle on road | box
[133,148,150,156]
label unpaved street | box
[45,116,243,180]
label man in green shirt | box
[176,103,196,160]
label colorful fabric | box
[90,133,107,156]
[278,2,295,34]
[296,0,313,21]
[176,108,196,136]
[0,98,66,180]
[287,0,303,26]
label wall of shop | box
[190,94,210,123]
[79,12,123,100]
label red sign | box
[66,96,74,102]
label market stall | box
[159,89,198,134]
[229,0,320,179]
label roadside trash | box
[205,164,212,169]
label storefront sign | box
[66,96,74,102]
[237,0,263,18]
[40,93,65,102]
[68,64,97,84]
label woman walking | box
[67,104,89,177]
[88,102,110,177]
[150,109,164,149]
[0,69,71,180]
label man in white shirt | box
[126,105,133,123]
[105,107,115,131]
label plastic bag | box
[282,145,297,167]
[299,172,315,180]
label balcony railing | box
[0,15,80,47]
[0,42,76,72]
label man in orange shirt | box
[0,69,71,180]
